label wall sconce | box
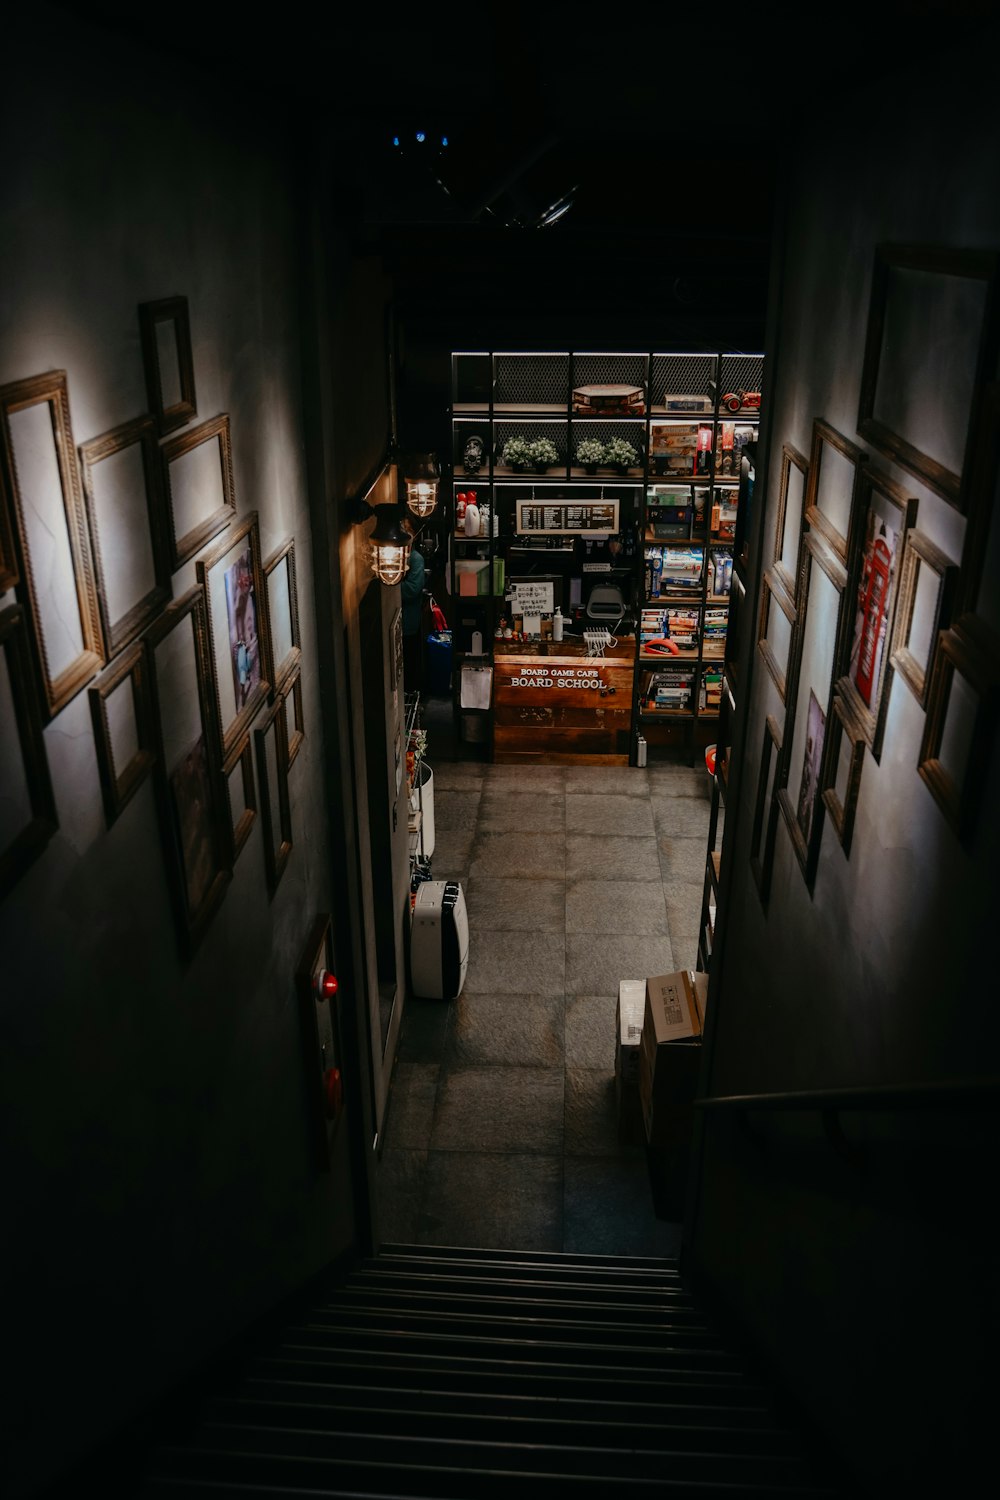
[402,452,440,519]
[359,501,411,585]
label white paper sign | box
[510,581,554,614]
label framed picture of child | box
[197,510,272,771]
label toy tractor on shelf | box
[721,389,761,413]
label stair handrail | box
[695,1074,1000,1113]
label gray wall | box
[1,13,358,1494]
[691,35,1000,1493]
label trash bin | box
[425,632,453,698]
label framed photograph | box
[390,606,403,692]
[821,692,867,858]
[79,414,172,656]
[0,456,17,593]
[749,712,782,904]
[919,621,1000,841]
[804,418,867,566]
[0,604,57,900]
[281,662,304,769]
[0,370,104,718]
[795,689,826,845]
[264,537,301,694]
[857,244,1000,512]
[295,912,343,1172]
[138,296,197,435]
[161,412,236,571]
[515,498,620,535]
[757,567,797,704]
[144,585,230,956]
[889,530,958,709]
[224,732,256,863]
[838,468,917,757]
[197,511,271,772]
[772,442,808,609]
[255,692,292,896]
[87,641,156,828]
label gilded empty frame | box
[821,692,867,858]
[79,413,172,655]
[0,604,57,899]
[772,441,808,606]
[264,537,301,693]
[805,419,867,565]
[139,296,197,435]
[857,244,1000,511]
[88,641,156,827]
[890,530,958,708]
[0,370,104,718]
[919,622,1000,840]
[161,413,236,570]
[255,693,292,896]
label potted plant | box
[604,435,640,474]
[575,436,606,475]
[500,434,535,472]
[528,436,559,472]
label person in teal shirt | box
[401,520,426,691]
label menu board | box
[515,499,619,535]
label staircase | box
[137,1243,843,1497]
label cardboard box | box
[639,969,708,1147]
[615,979,646,1144]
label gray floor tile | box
[566,793,655,838]
[668,933,701,971]
[484,764,566,790]
[419,1152,563,1251]
[658,835,709,883]
[430,762,488,790]
[566,834,661,882]
[564,766,649,797]
[465,876,565,932]
[431,1066,564,1153]
[566,931,675,998]
[646,765,713,799]
[464,927,565,995]
[376,1148,427,1244]
[381,1062,439,1150]
[432,827,475,880]
[565,994,617,1070]
[434,789,482,832]
[564,1067,621,1158]
[477,791,564,833]
[566,878,668,935]
[470,830,566,880]
[563,1156,683,1258]
[665,882,704,941]
[396,996,453,1064]
[446,994,564,1068]
[650,793,712,839]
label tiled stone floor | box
[375,711,718,1258]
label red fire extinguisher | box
[855,534,892,706]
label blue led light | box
[441,136,449,147]
[392,136,400,147]
[415,131,426,143]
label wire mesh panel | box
[650,354,719,413]
[493,419,568,474]
[571,353,649,412]
[452,352,492,411]
[493,354,569,411]
[718,354,764,414]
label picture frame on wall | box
[857,244,1000,512]
[0,370,105,719]
[837,468,917,757]
[78,413,173,656]
[280,662,304,769]
[749,711,782,904]
[138,295,197,436]
[757,567,798,704]
[263,537,301,694]
[161,412,236,571]
[144,585,230,956]
[771,441,809,610]
[821,692,867,858]
[918,621,1000,841]
[87,641,156,828]
[804,418,867,566]
[255,692,292,896]
[223,731,256,864]
[890,529,958,709]
[0,604,58,900]
[197,510,271,771]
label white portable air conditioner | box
[410,880,469,1001]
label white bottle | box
[464,501,481,537]
[553,607,564,642]
[471,629,483,656]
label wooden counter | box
[492,639,634,763]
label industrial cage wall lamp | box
[352,451,440,586]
